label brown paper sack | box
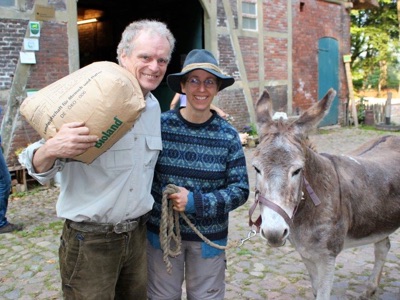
[20,61,145,164]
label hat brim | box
[167,68,234,94]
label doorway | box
[318,37,339,127]
[76,0,204,111]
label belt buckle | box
[113,220,138,234]
[113,222,126,234]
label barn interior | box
[77,0,204,110]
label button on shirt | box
[20,93,162,223]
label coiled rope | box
[160,184,238,274]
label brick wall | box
[7,114,39,167]
[264,36,288,81]
[218,88,249,132]
[216,0,250,131]
[264,0,288,32]
[27,22,69,89]
[292,0,350,120]
[0,20,69,166]
[0,18,30,167]
[6,23,69,166]
[218,35,240,81]
[238,36,259,82]
[1,0,352,167]
[0,19,28,90]
[216,0,350,127]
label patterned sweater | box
[147,109,249,242]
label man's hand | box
[32,122,98,173]
[43,122,98,159]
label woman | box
[147,49,249,300]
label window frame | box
[240,0,257,31]
[0,0,15,7]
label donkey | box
[250,88,400,299]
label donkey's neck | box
[302,146,339,205]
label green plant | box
[242,123,258,136]
[356,97,366,124]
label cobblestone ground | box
[1,127,400,300]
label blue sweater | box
[147,109,249,244]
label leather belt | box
[67,211,151,234]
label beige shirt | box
[20,93,162,223]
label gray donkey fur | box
[252,88,400,299]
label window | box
[0,0,15,6]
[242,1,257,31]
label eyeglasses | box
[186,77,217,89]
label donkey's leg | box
[361,237,390,299]
[302,255,336,300]
[301,257,318,297]
[314,255,336,300]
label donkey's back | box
[333,135,400,248]
[349,134,400,157]
[335,136,400,248]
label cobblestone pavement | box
[1,127,400,300]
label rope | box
[160,184,238,274]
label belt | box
[67,212,151,234]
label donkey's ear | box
[255,90,274,134]
[293,88,336,135]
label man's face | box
[120,31,171,96]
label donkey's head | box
[252,88,336,247]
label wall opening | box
[77,0,204,111]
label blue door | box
[318,37,339,127]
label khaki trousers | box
[147,241,226,300]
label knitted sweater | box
[147,109,249,242]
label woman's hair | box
[116,19,175,65]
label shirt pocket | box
[144,136,162,170]
[139,136,162,200]
[103,134,135,170]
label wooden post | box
[343,55,358,127]
[385,92,392,125]
[0,21,35,159]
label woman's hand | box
[168,186,189,212]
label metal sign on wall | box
[34,5,55,21]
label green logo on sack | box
[95,116,123,148]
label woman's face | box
[181,69,219,113]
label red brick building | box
[0,0,376,169]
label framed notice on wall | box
[24,38,39,51]
[20,52,36,64]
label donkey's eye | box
[292,168,302,177]
[253,166,261,174]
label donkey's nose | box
[260,228,289,247]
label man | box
[20,20,175,299]
[0,111,23,234]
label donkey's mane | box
[258,119,290,142]
[259,119,318,152]
[305,138,318,152]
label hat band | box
[182,63,222,74]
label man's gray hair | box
[116,19,175,65]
